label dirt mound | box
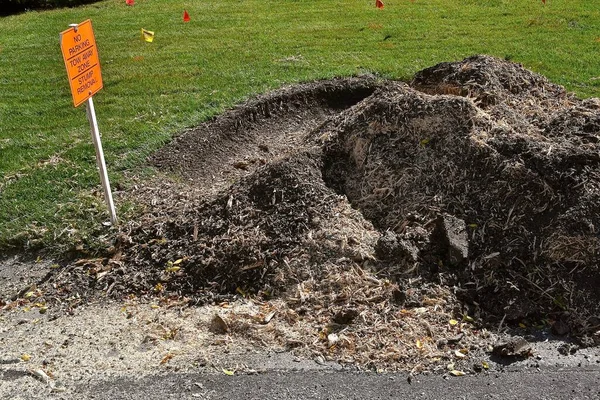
[9,57,600,371]
[151,77,380,196]
[114,150,377,300]
[38,77,385,305]
[412,54,568,109]
[319,76,600,340]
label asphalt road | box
[82,368,600,400]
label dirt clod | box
[492,338,532,358]
[432,214,469,266]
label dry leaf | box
[263,311,276,324]
[449,370,466,376]
[96,271,109,281]
[328,333,339,348]
[29,369,51,384]
[462,314,474,323]
[160,353,173,365]
[233,161,249,170]
[454,350,466,359]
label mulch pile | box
[9,55,600,371]
[321,56,600,341]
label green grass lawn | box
[1,0,599,254]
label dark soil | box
[321,61,600,339]
[151,77,380,196]
[5,56,599,370]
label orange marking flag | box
[183,10,191,22]
[60,20,103,107]
[376,0,384,9]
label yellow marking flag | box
[141,28,155,43]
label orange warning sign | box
[60,20,103,107]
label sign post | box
[60,20,117,225]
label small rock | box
[492,338,531,357]
[447,333,464,344]
[209,314,229,334]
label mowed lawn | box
[0,0,599,253]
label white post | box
[85,96,117,225]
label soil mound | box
[118,150,377,300]
[10,57,600,370]
[151,77,380,196]
[320,74,600,341]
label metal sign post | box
[85,96,117,225]
[60,20,117,225]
